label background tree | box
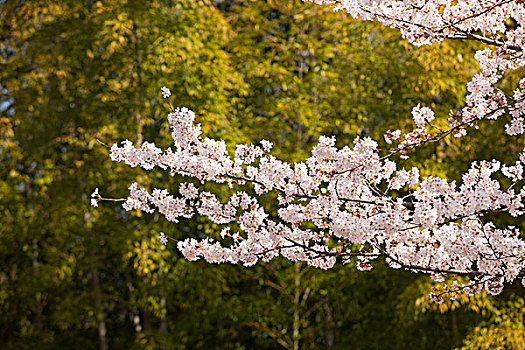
[1,0,524,349]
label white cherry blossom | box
[94,1,525,302]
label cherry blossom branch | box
[93,1,525,302]
[448,33,522,52]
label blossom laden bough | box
[99,103,525,300]
[308,0,525,140]
[94,0,525,302]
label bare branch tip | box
[96,139,111,149]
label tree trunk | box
[325,302,335,349]
[292,262,301,350]
[92,269,108,350]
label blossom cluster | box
[104,104,525,299]
[308,0,525,147]
[96,1,525,301]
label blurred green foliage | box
[1,0,523,349]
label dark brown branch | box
[447,32,522,52]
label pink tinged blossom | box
[502,162,524,182]
[505,117,524,136]
[91,188,99,207]
[177,239,200,261]
[161,86,171,99]
[411,105,435,128]
[260,140,273,152]
[179,182,199,200]
[158,232,168,245]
